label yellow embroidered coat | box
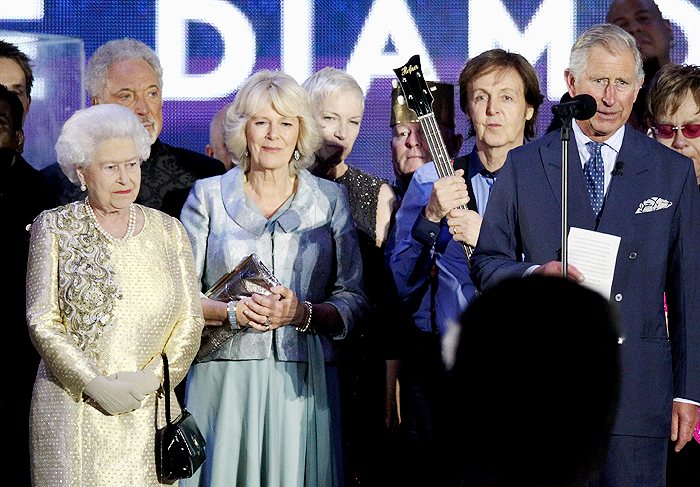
[26,202,204,486]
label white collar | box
[572,120,625,154]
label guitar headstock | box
[393,54,434,118]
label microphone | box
[612,161,624,176]
[551,94,597,120]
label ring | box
[264,317,271,332]
[265,324,270,332]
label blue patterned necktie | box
[584,141,605,217]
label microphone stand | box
[559,115,574,279]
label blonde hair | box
[647,63,700,125]
[225,70,321,174]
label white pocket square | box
[635,197,673,214]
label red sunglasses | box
[652,124,700,139]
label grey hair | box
[56,104,152,185]
[225,70,321,174]
[302,67,365,112]
[86,38,164,99]
[569,23,644,85]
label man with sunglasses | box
[647,63,700,189]
[646,62,700,485]
[472,24,700,487]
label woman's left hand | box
[241,285,305,332]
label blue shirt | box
[386,147,495,335]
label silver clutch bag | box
[195,254,280,362]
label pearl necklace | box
[84,196,136,246]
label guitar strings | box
[419,114,469,212]
[418,112,474,262]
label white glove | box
[83,376,145,415]
[108,370,160,396]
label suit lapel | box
[597,128,652,232]
[540,134,597,230]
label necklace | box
[84,196,136,246]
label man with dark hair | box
[0,83,58,487]
[41,38,224,217]
[385,48,543,487]
[448,276,621,486]
[0,40,33,125]
[472,24,700,487]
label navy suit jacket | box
[471,125,700,437]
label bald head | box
[606,0,673,65]
[206,103,234,171]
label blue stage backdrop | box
[1,0,699,179]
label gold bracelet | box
[295,301,313,333]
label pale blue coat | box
[180,166,368,362]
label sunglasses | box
[651,124,700,139]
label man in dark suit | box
[471,23,700,487]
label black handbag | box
[155,352,206,484]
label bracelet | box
[295,301,313,333]
[227,300,240,330]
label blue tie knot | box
[587,141,603,157]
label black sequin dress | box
[332,164,403,486]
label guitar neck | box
[417,113,469,211]
[417,112,473,262]
[393,54,473,264]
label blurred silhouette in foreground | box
[447,276,621,487]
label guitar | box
[393,54,473,262]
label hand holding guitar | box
[394,54,475,262]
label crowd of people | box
[6,0,700,485]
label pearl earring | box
[80,182,87,192]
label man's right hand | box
[532,260,585,282]
[424,169,470,223]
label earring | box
[245,148,250,158]
[293,149,300,161]
[80,182,87,192]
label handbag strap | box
[162,352,172,425]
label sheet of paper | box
[567,227,621,300]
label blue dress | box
[180,168,367,487]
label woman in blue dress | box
[180,70,368,487]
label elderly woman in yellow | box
[26,103,204,486]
